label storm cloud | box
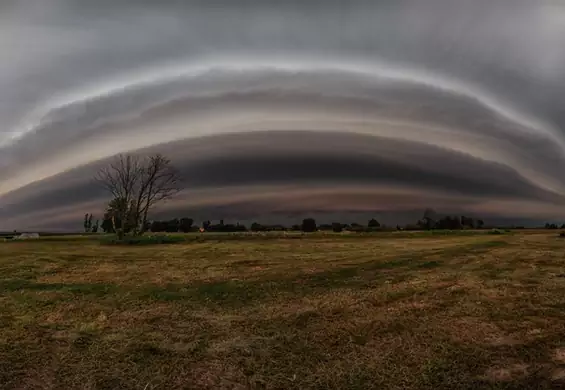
[1,0,565,230]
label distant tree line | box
[545,223,565,230]
[90,211,491,234]
[392,208,485,231]
[413,215,485,230]
[87,213,565,234]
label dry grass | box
[2,231,565,389]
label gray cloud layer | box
[1,0,565,229]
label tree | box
[83,213,94,232]
[250,222,263,232]
[148,219,190,233]
[452,216,462,229]
[179,218,194,233]
[96,155,141,239]
[206,222,248,232]
[422,208,437,230]
[150,220,167,232]
[165,218,180,233]
[332,222,343,233]
[135,154,181,235]
[96,154,181,238]
[461,216,475,229]
[101,217,114,233]
[302,218,317,232]
[104,197,131,238]
[83,213,95,232]
[434,216,461,230]
[368,218,380,228]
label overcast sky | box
[1,0,565,230]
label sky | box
[1,0,565,230]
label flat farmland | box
[2,231,565,389]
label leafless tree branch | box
[96,153,181,237]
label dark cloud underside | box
[1,0,565,229]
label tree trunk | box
[139,182,154,235]
[111,215,124,240]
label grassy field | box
[2,231,565,389]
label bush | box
[100,235,186,245]
[250,222,263,232]
[488,229,504,235]
[332,222,343,233]
[302,218,317,232]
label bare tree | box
[96,155,141,238]
[135,154,181,234]
[96,153,181,238]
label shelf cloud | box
[1,0,565,230]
